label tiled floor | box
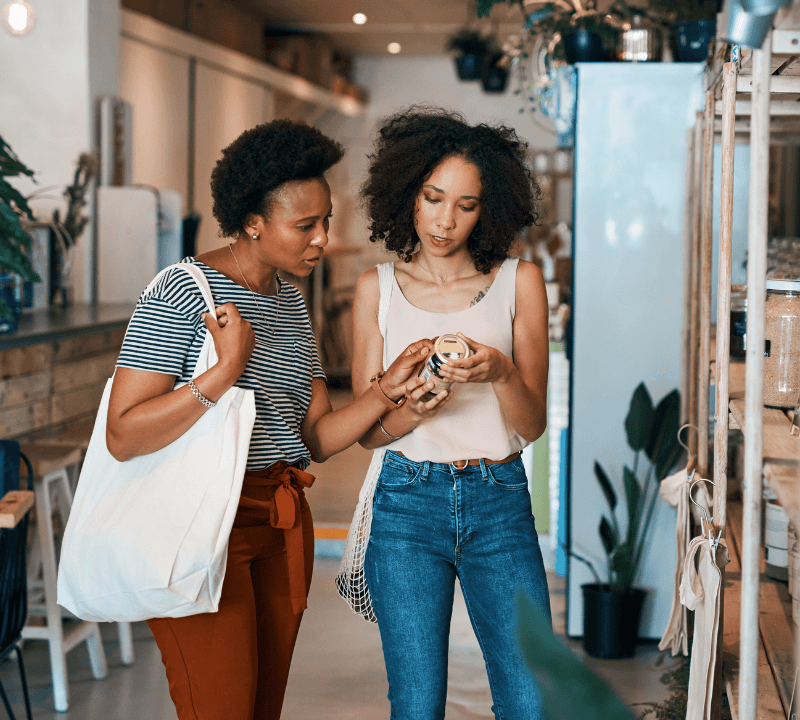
[0,563,678,720]
[0,391,681,718]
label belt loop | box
[422,460,431,480]
[478,458,488,480]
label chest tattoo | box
[470,286,492,307]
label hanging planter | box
[646,0,720,60]
[481,51,509,93]
[455,53,484,81]
[446,29,491,81]
[562,27,609,63]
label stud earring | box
[252,234,258,240]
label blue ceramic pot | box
[481,53,508,93]
[676,18,716,62]
[0,274,21,334]
[562,29,607,64]
[454,53,483,81]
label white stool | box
[20,443,134,712]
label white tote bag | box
[57,263,256,622]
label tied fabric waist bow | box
[239,462,315,614]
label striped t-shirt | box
[116,257,325,470]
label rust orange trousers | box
[147,463,315,720]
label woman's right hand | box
[202,303,255,380]
[402,376,452,418]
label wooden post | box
[740,32,772,720]
[714,62,737,538]
[710,60,738,720]
[698,88,715,479]
[688,113,704,456]
[680,128,695,428]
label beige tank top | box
[382,257,528,463]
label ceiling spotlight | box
[352,12,367,25]
[387,42,401,54]
[2,0,36,36]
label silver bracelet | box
[189,379,216,409]
[377,416,404,441]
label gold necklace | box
[417,256,474,284]
[228,243,279,334]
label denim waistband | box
[384,449,503,478]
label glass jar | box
[764,279,800,408]
[730,285,747,359]
[417,334,471,401]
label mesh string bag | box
[336,262,394,622]
[335,448,385,622]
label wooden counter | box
[0,304,133,351]
[0,304,133,439]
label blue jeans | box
[365,451,551,720]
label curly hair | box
[210,120,344,237]
[361,107,540,273]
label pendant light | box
[2,0,36,37]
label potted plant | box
[526,1,622,64]
[571,382,681,658]
[446,29,493,81]
[47,152,95,306]
[482,49,511,93]
[649,0,720,61]
[0,133,39,331]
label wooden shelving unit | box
[684,5,800,719]
[724,501,793,719]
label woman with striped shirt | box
[106,120,430,720]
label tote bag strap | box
[140,262,219,376]
[141,262,216,315]
[376,261,394,367]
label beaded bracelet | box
[377,416,404,441]
[189,379,216,408]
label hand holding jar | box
[436,332,516,386]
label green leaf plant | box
[515,589,638,720]
[0,132,40,319]
[573,383,682,594]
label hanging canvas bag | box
[336,261,394,622]
[57,263,256,622]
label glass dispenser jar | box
[764,279,800,408]
[730,285,747,359]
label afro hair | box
[210,119,344,237]
[361,106,540,273]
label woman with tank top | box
[105,120,431,720]
[351,108,552,720]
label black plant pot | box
[582,584,646,659]
[562,28,608,64]
[481,59,508,94]
[675,18,716,62]
[454,53,484,81]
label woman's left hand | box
[437,333,515,385]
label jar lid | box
[434,334,470,360]
[766,279,800,291]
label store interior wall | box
[0,0,119,303]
